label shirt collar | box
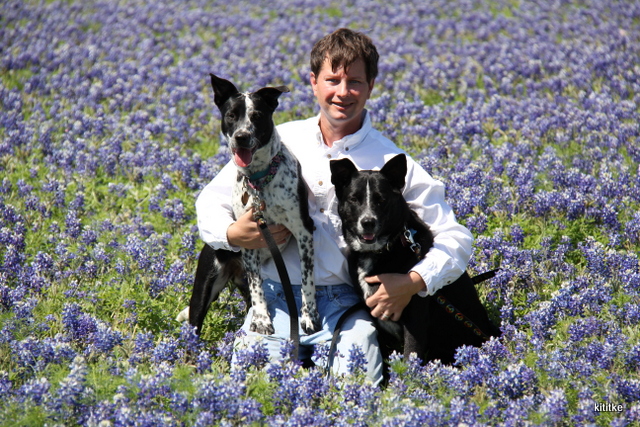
[314,110,372,151]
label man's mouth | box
[233,147,254,168]
[332,101,353,110]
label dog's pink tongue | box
[234,148,253,168]
[362,233,376,241]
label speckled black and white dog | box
[331,154,500,365]
[183,74,319,336]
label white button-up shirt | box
[195,111,473,295]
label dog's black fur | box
[331,153,500,365]
[183,74,319,336]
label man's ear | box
[310,72,319,96]
[379,154,407,190]
[330,158,358,198]
[210,73,239,110]
[367,78,375,99]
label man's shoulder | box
[276,115,317,135]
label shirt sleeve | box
[195,161,242,251]
[402,157,474,295]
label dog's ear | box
[255,86,290,111]
[380,153,407,190]
[330,158,358,196]
[210,73,239,110]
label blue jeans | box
[233,280,383,385]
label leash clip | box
[243,176,266,221]
[404,228,421,255]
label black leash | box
[255,215,300,361]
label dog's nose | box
[360,217,376,231]
[234,131,251,146]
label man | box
[196,28,473,384]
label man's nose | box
[336,80,349,97]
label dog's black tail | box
[471,268,500,285]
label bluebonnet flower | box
[488,362,538,401]
[625,344,640,370]
[195,350,213,374]
[539,388,568,424]
[129,331,155,365]
[62,303,97,343]
[178,321,202,355]
[47,356,92,423]
[89,322,124,355]
[152,337,182,365]
[615,378,640,404]
[233,339,269,372]
[347,344,367,375]
[18,376,51,406]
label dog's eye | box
[373,195,385,206]
[225,112,236,122]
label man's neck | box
[319,112,365,148]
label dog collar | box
[245,151,284,191]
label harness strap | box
[434,292,491,340]
[434,268,500,341]
[256,216,300,361]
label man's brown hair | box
[310,28,379,83]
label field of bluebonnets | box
[1,0,640,425]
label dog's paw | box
[250,315,275,335]
[176,306,190,323]
[301,311,321,335]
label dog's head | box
[331,153,408,252]
[210,73,289,168]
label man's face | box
[310,57,374,136]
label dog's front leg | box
[245,250,274,335]
[298,232,321,334]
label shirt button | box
[320,208,325,213]
[327,154,332,159]
[318,181,323,186]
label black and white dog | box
[182,74,320,336]
[330,153,500,364]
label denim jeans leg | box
[232,280,310,364]
[232,281,383,385]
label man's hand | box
[365,271,426,321]
[227,209,291,249]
